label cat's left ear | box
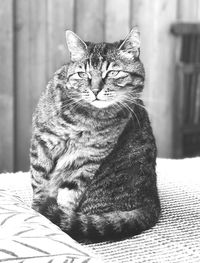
[119,27,140,59]
[65,30,87,62]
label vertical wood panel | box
[75,0,104,41]
[29,0,47,112]
[105,0,130,42]
[47,0,74,79]
[15,0,47,171]
[177,0,200,21]
[132,0,177,157]
[0,0,14,172]
[14,0,31,171]
[173,66,184,157]
[196,1,200,20]
[131,0,155,102]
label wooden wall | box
[0,0,14,172]
[0,0,200,172]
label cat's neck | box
[61,101,131,130]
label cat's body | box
[30,28,160,242]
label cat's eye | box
[106,70,120,78]
[78,72,89,79]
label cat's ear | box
[119,27,140,59]
[65,30,87,62]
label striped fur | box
[30,28,160,243]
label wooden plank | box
[194,74,200,124]
[105,0,130,42]
[0,0,14,172]
[183,73,191,124]
[190,73,198,123]
[14,0,47,171]
[29,0,47,114]
[171,22,200,35]
[182,126,200,133]
[177,0,200,22]
[196,0,200,20]
[173,66,184,157]
[131,0,155,108]
[14,0,31,171]
[177,63,200,73]
[75,0,104,42]
[46,0,74,78]
[131,0,177,158]
[174,33,182,63]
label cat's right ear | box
[119,27,140,59]
[65,30,87,62]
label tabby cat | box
[30,27,160,243]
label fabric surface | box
[86,158,200,263]
[0,158,200,262]
[0,189,103,263]
[0,171,33,207]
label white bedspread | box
[0,158,200,263]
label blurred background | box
[0,0,200,172]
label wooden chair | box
[171,23,200,157]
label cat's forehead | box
[86,42,120,69]
[87,42,120,56]
[67,40,140,75]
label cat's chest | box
[55,122,126,172]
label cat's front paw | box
[57,188,80,209]
[57,188,69,207]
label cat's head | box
[65,28,145,110]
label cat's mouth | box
[90,99,114,109]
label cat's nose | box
[92,89,100,96]
[91,78,104,96]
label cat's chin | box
[90,100,114,109]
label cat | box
[30,27,161,243]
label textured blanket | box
[87,158,200,262]
[0,158,200,263]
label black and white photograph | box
[0,0,200,262]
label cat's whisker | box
[130,100,161,120]
[126,99,147,111]
[123,95,147,112]
[114,102,124,113]
[69,99,83,112]
[125,103,141,129]
[120,96,142,126]
[117,100,141,129]
[61,98,84,112]
[119,101,135,121]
